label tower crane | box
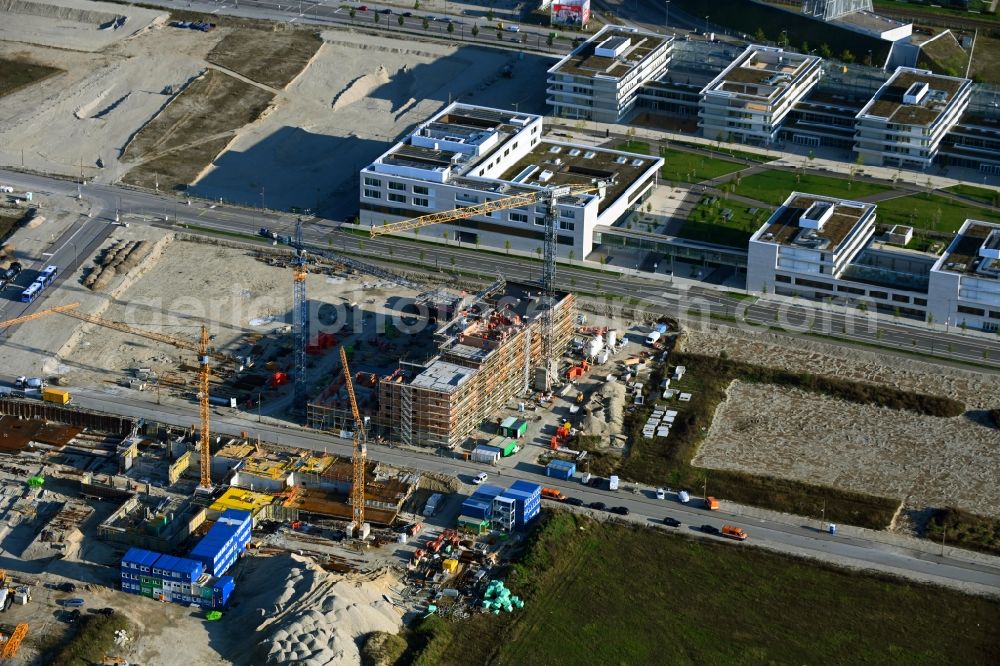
[370,180,611,390]
[0,304,238,491]
[292,219,309,411]
[339,345,368,537]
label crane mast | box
[340,346,368,537]
[292,219,309,411]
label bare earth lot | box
[695,380,1000,517]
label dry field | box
[694,380,1000,517]
[682,327,1000,410]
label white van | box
[646,331,661,345]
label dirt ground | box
[189,30,555,217]
[694,380,1000,518]
[681,327,1000,410]
[0,0,166,52]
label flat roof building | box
[855,67,972,169]
[928,220,1000,332]
[359,103,661,259]
[547,25,673,123]
[699,45,823,147]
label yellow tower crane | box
[0,303,237,490]
[369,180,610,390]
[339,345,368,538]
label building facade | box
[928,220,1000,332]
[854,67,972,169]
[547,26,673,123]
[359,103,661,259]
[700,46,823,146]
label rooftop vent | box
[568,149,582,157]
[631,158,644,167]
[584,151,596,159]
[903,81,930,105]
[981,229,1000,260]
[615,156,628,164]
[549,146,563,154]
[799,200,834,231]
[538,170,554,183]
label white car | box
[473,472,488,484]
[678,490,690,503]
[656,487,666,500]
[505,25,520,32]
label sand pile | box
[330,64,391,111]
[227,554,401,666]
[84,239,151,291]
[579,381,626,442]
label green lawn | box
[944,184,1000,207]
[875,192,1000,234]
[732,170,892,205]
[413,512,1000,666]
[874,0,997,23]
[675,195,773,247]
[615,140,651,155]
[659,148,747,184]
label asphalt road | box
[2,169,997,370]
[2,172,1000,593]
[44,383,1000,595]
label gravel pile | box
[227,554,401,666]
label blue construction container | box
[190,509,252,576]
[503,480,541,529]
[509,480,541,497]
[461,498,492,520]
[546,460,576,480]
[121,547,162,572]
[213,576,235,608]
[152,554,204,584]
[472,484,504,501]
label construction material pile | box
[226,553,401,666]
[84,239,150,291]
[480,580,524,615]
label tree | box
[358,239,365,251]
[547,33,554,47]
[801,40,810,53]
[442,231,449,244]
[777,31,789,47]
[568,249,576,263]
[535,247,542,258]
[422,17,429,29]
[349,7,356,21]
[754,27,766,43]
[471,23,479,38]
[419,249,426,262]
[818,43,832,59]
[840,49,855,64]
[398,14,404,27]
[374,12,380,24]
[487,8,494,21]
[414,0,420,8]
[497,30,503,40]
[447,22,455,34]
[504,239,511,255]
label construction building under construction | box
[307,281,575,448]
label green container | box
[200,587,213,599]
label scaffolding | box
[802,0,872,21]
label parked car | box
[564,497,584,507]
[473,472,488,485]
[505,24,520,32]
[358,5,369,10]
[379,7,392,13]
[663,516,681,527]
[587,501,607,511]
[700,524,720,536]
[655,487,666,500]
[57,582,77,593]
[62,609,81,623]
[610,506,630,516]
[96,607,116,616]
[62,598,85,607]
[402,11,412,16]
[678,490,690,503]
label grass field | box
[659,147,748,184]
[875,192,1000,233]
[969,33,1000,83]
[944,183,1000,206]
[49,612,132,666]
[207,28,322,89]
[927,506,1000,557]
[671,140,776,163]
[0,57,62,98]
[411,512,1000,666]
[917,31,969,77]
[122,69,274,191]
[874,0,997,23]
[675,195,772,247]
[731,170,892,205]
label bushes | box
[926,507,1000,557]
[50,614,132,666]
[361,631,407,666]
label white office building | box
[358,103,662,258]
[855,67,972,169]
[699,45,823,147]
[927,220,1000,332]
[547,25,673,123]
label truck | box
[608,475,620,491]
[721,525,748,541]
[541,487,566,501]
[705,496,719,511]
[422,493,443,517]
[42,388,71,405]
[15,376,44,389]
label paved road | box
[41,383,1000,595]
[2,169,998,369]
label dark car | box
[57,582,77,593]
[1,262,21,281]
[663,516,681,528]
[63,609,81,623]
[96,607,115,616]
[610,506,630,516]
[564,497,584,507]
[402,11,412,16]
[379,7,392,13]
[700,524,720,535]
[358,5,369,10]
[587,501,607,511]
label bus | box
[37,265,57,287]
[20,283,41,303]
